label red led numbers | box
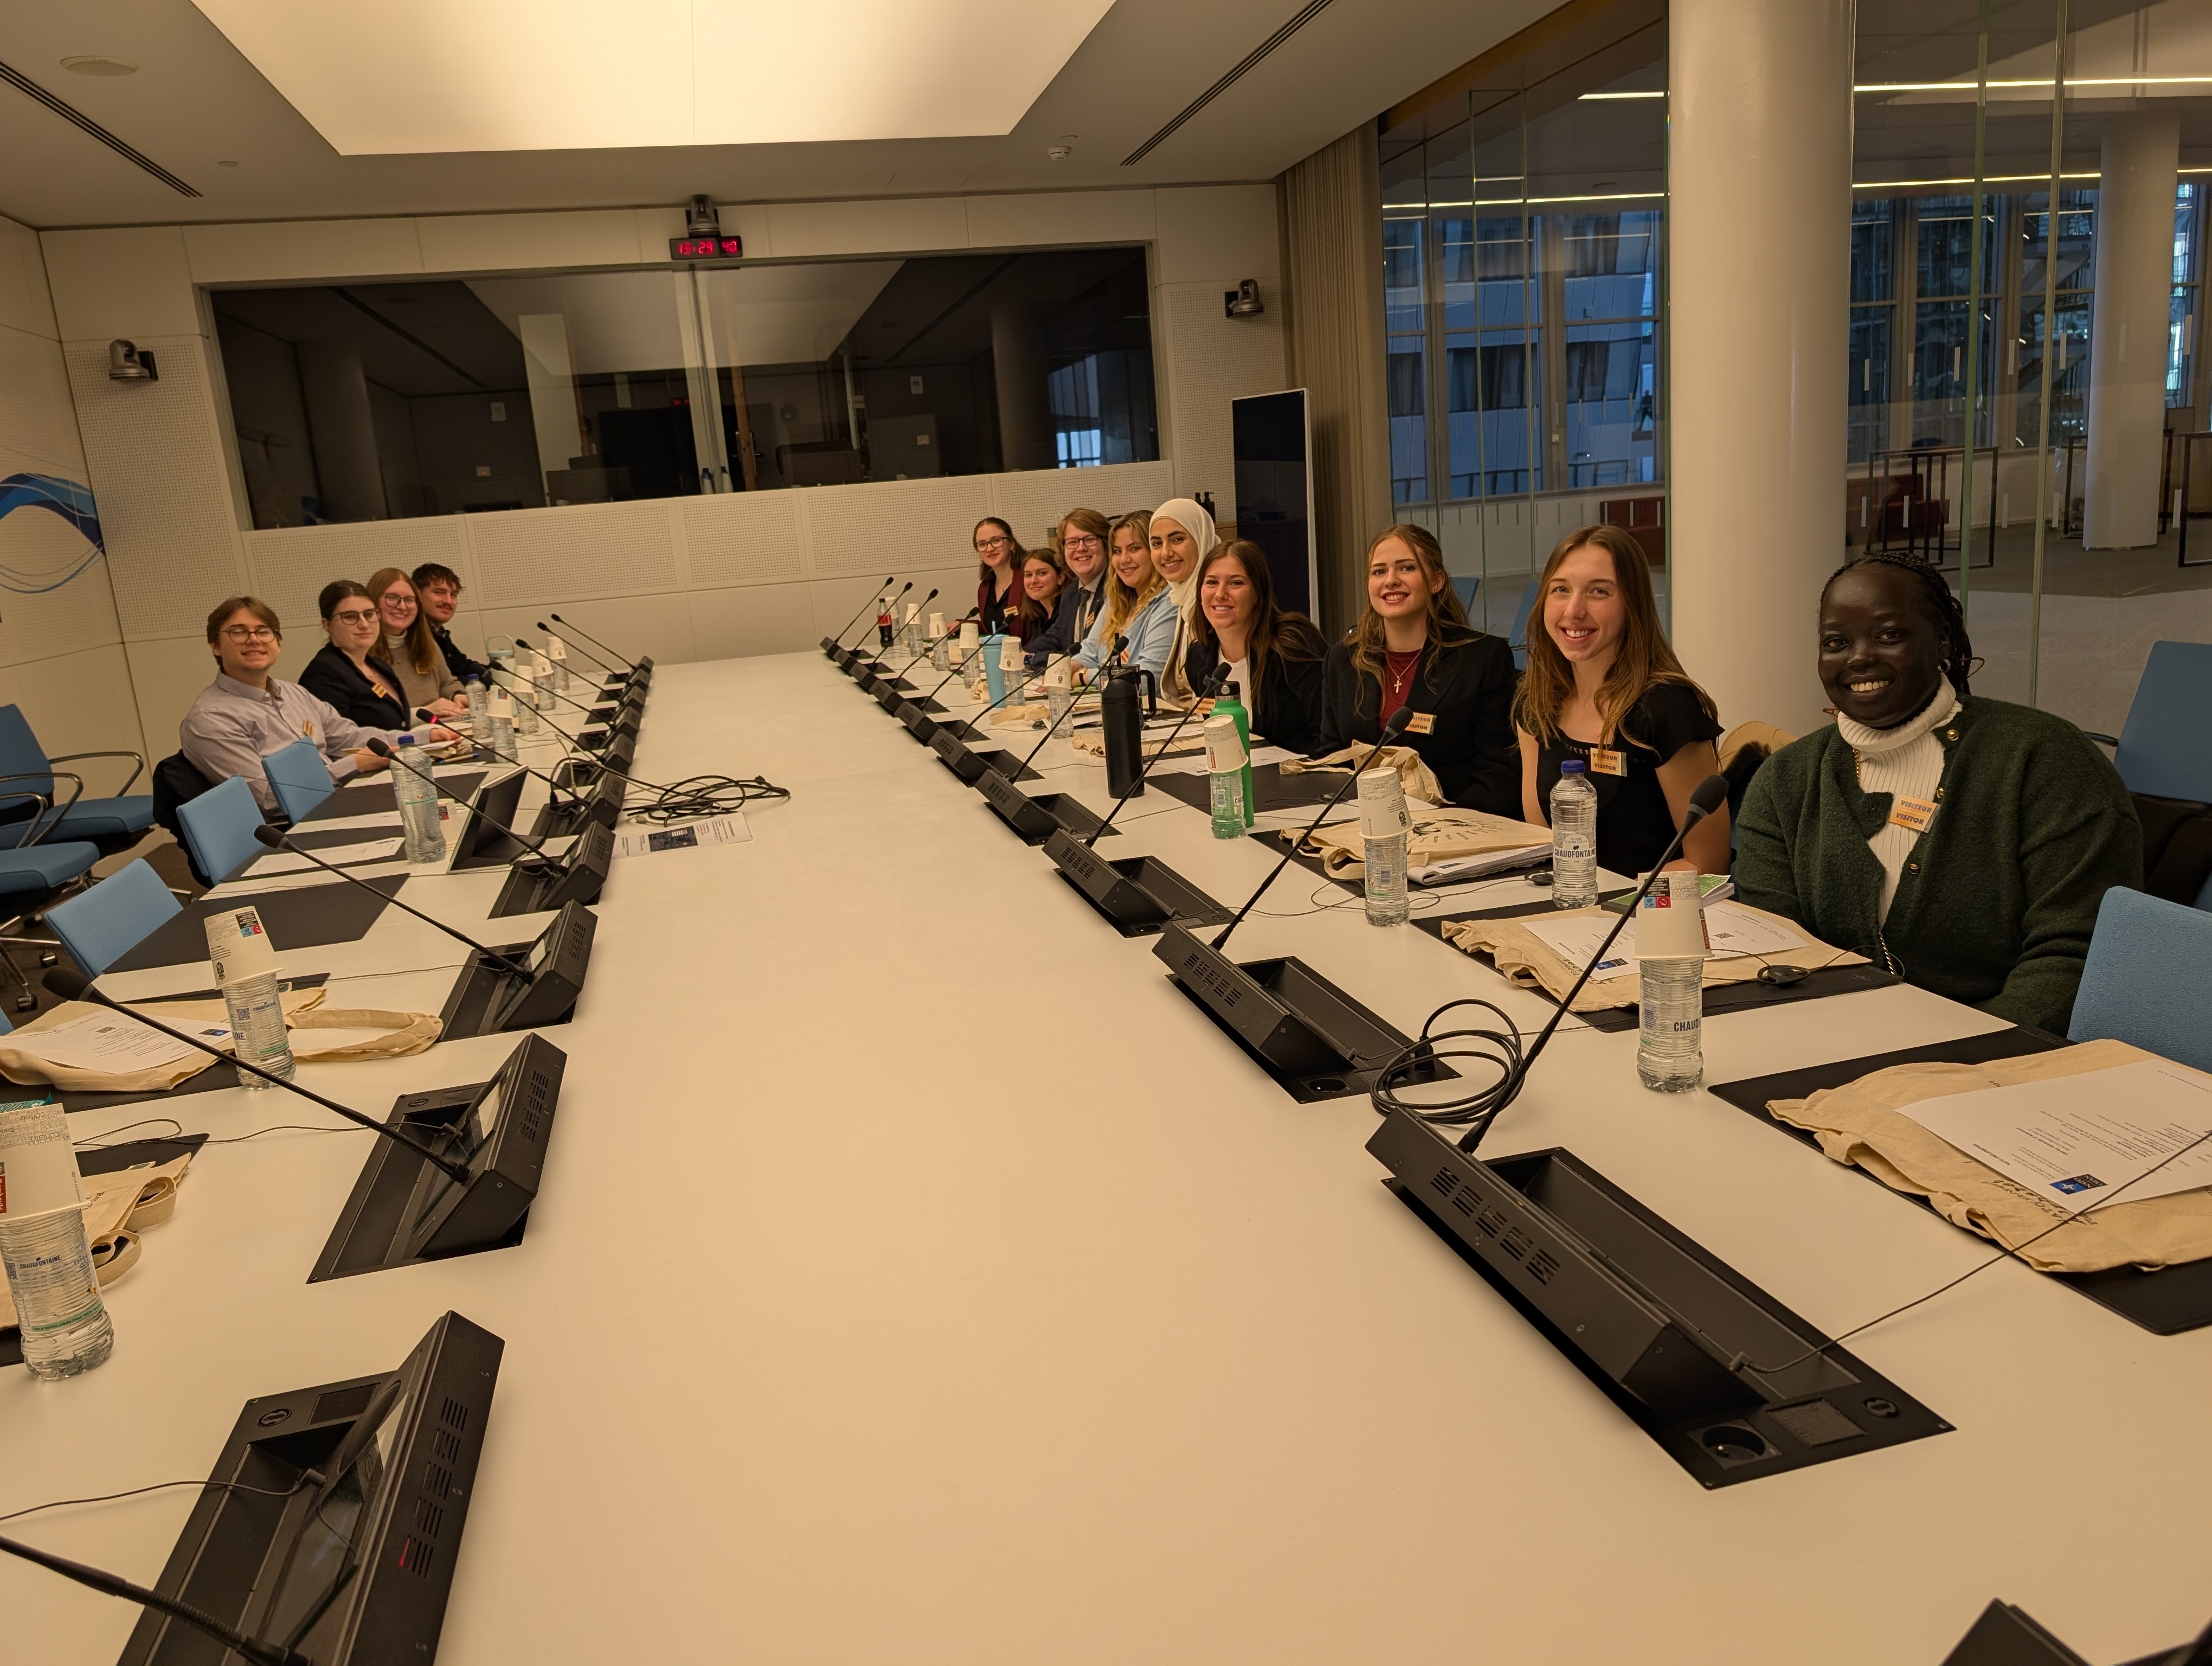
[670,236,744,260]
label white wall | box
[38,188,1286,756]
[0,216,144,783]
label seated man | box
[1735,554,2140,1033]
[179,595,434,815]
[412,561,487,683]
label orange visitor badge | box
[1587,746,1627,777]
[1402,712,1435,735]
[1889,794,1938,833]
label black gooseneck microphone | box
[875,588,942,673]
[1450,772,1729,1153]
[512,642,642,717]
[364,740,557,866]
[820,581,891,651]
[536,621,626,681]
[867,580,915,649]
[1208,704,1419,948]
[248,825,533,978]
[1080,659,1229,848]
[1011,636,1130,774]
[548,610,644,670]
[0,1530,308,1666]
[43,966,468,1182]
[413,710,611,823]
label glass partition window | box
[212,248,1158,528]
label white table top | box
[3,652,2204,1665]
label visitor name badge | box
[1587,746,1627,777]
[1888,794,1938,834]
[1402,712,1435,735]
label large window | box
[213,249,1158,528]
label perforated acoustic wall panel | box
[244,518,473,643]
[987,460,1175,548]
[680,491,803,589]
[801,475,995,579]
[1157,286,1286,526]
[0,530,123,667]
[0,325,84,476]
[469,499,679,607]
[65,335,247,640]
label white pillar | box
[1667,0,1854,738]
[2082,111,2179,550]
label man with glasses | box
[180,596,415,813]
[1024,509,1113,667]
[410,562,487,682]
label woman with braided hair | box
[1734,553,2140,1032]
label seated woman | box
[1515,525,1728,875]
[1182,540,1327,754]
[1317,524,1518,815]
[1147,497,1218,705]
[1075,510,1177,687]
[368,566,465,719]
[1014,546,1069,646]
[1735,553,2140,1032]
[299,581,412,729]
[973,518,1027,636]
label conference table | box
[2,650,2205,1666]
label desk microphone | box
[814,581,894,656]
[0,1528,308,1666]
[535,623,626,681]
[1079,661,1231,848]
[1207,704,1418,949]
[248,825,532,978]
[512,642,642,718]
[43,966,468,1182]
[413,711,610,823]
[867,580,915,650]
[877,588,943,673]
[364,740,557,867]
[548,611,646,671]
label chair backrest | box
[46,857,183,978]
[175,775,265,887]
[1452,575,1481,618]
[2112,641,2212,802]
[0,705,52,798]
[1507,580,1540,669]
[2068,886,2212,1072]
[263,738,335,824]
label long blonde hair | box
[366,566,439,678]
[1347,523,1476,689]
[1512,524,1714,747]
[1096,510,1161,652]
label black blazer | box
[1317,631,1519,815]
[1184,636,1327,756]
[299,644,409,730]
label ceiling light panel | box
[190,0,1113,153]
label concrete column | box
[1667,0,1854,737]
[2083,111,2180,549]
[295,339,384,521]
[991,300,1055,473]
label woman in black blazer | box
[1317,524,1519,815]
[1181,540,1327,753]
[299,580,411,729]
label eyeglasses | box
[1064,535,1103,550]
[976,535,1013,549]
[330,610,379,626]
[221,625,278,642]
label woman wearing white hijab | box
[1148,496,1218,704]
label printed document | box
[1522,902,1807,977]
[9,1011,226,1072]
[252,837,403,875]
[612,815,753,859]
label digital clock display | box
[670,236,744,260]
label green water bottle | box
[1213,680,1256,828]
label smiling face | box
[1543,542,1627,670]
[1200,554,1256,638]
[376,579,418,636]
[1110,524,1154,588]
[1022,555,1062,604]
[975,523,1016,572]
[325,594,381,657]
[1060,524,1107,585]
[213,606,281,681]
[1367,536,1442,624]
[418,576,460,625]
[1150,518,1199,584]
[1818,564,1950,729]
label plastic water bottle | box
[532,658,556,733]
[483,686,517,763]
[1637,958,1706,1092]
[544,635,571,691]
[1212,681,1256,829]
[1549,758,1599,908]
[511,654,542,736]
[1205,714,1246,839]
[392,735,447,864]
[206,904,294,1090]
[0,1098,114,1379]
[1358,767,1411,927]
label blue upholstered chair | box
[175,776,267,888]
[47,858,183,979]
[2068,887,2212,1074]
[0,704,152,857]
[263,738,337,825]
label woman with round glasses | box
[301,580,411,729]
[973,518,1026,636]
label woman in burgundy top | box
[973,517,1027,636]
[1316,523,1518,815]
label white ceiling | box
[0,0,1561,230]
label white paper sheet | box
[1521,901,1808,976]
[9,1011,227,1072]
[1409,845,1551,885]
[250,837,404,875]
[1147,745,1301,778]
[610,815,752,859]
[1898,1059,2212,1214]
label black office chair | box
[151,751,219,888]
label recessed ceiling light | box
[189,0,1116,153]
[217,159,239,167]
[61,55,137,76]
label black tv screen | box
[1231,390,1315,620]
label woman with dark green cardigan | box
[1734,555,2140,1034]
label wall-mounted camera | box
[108,339,157,382]
[1224,279,1264,319]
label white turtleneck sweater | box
[1836,687,1962,922]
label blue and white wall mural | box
[0,472,104,595]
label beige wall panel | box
[1155,284,1285,521]
[765,197,969,259]
[417,210,648,275]
[988,460,1174,548]
[0,325,88,474]
[800,475,994,579]
[0,540,123,667]
[963,191,1156,252]
[475,591,697,668]
[810,563,981,641]
[126,634,229,762]
[185,219,427,286]
[1,643,146,765]
[0,216,57,341]
[1153,185,1283,286]
[688,581,819,659]
[41,228,199,341]
[242,518,473,645]
[679,491,805,589]
[467,501,679,607]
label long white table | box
[3,652,2205,1665]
